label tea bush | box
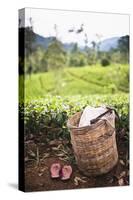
[19,94,129,141]
[101,58,110,66]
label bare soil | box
[24,129,129,192]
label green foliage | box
[86,48,97,65]
[19,27,37,75]
[110,51,122,64]
[24,27,36,56]
[24,39,67,74]
[23,64,129,100]
[69,52,88,66]
[45,39,66,71]
[110,65,129,93]
[20,94,129,139]
[19,27,36,57]
[25,47,48,74]
[19,27,129,76]
[118,35,129,54]
[101,58,110,66]
[71,43,78,53]
[117,35,129,63]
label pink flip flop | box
[50,163,61,178]
[61,165,72,180]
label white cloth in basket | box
[79,106,107,127]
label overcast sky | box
[19,8,129,46]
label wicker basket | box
[67,108,118,176]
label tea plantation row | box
[19,94,129,140]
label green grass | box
[19,64,129,101]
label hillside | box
[99,37,119,51]
[22,64,129,100]
[35,34,55,48]
[34,32,127,52]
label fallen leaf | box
[74,176,87,186]
[41,153,50,160]
[74,177,79,186]
[28,150,36,158]
[55,153,66,157]
[38,172,43,177]
[59,157,69,161]
[39,167,48,173]
[52,144,63,151]
[49,140,62,146]
[126,159,129,167]
[60,149,68,155]
[108,178,114,184]
[119,171,126,179]
[25,157,29,162]
[25,157,35,162]
[118,178,124,186]
[119,159,125,166]
[114,170,126,180]
[29,134,34,139]
[106,175,114,184]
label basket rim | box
[67,110,115,131]
[67,118,106,131]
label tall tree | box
[45,39,66,71]
[19,17,37,75]
[118,35,129,62]
[71,43,78,53]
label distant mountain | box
[34,33,76,51]
[34,32,126,52]
[63,43,77,51]
[99,37,120,52]
[34,34,56,48]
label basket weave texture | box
[67,110,118,176]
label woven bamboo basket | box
[67,108,118,176]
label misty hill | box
[34,33,78,51]
[34,33,126,52]
[35,34,56,49]
[99,37,119,51]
